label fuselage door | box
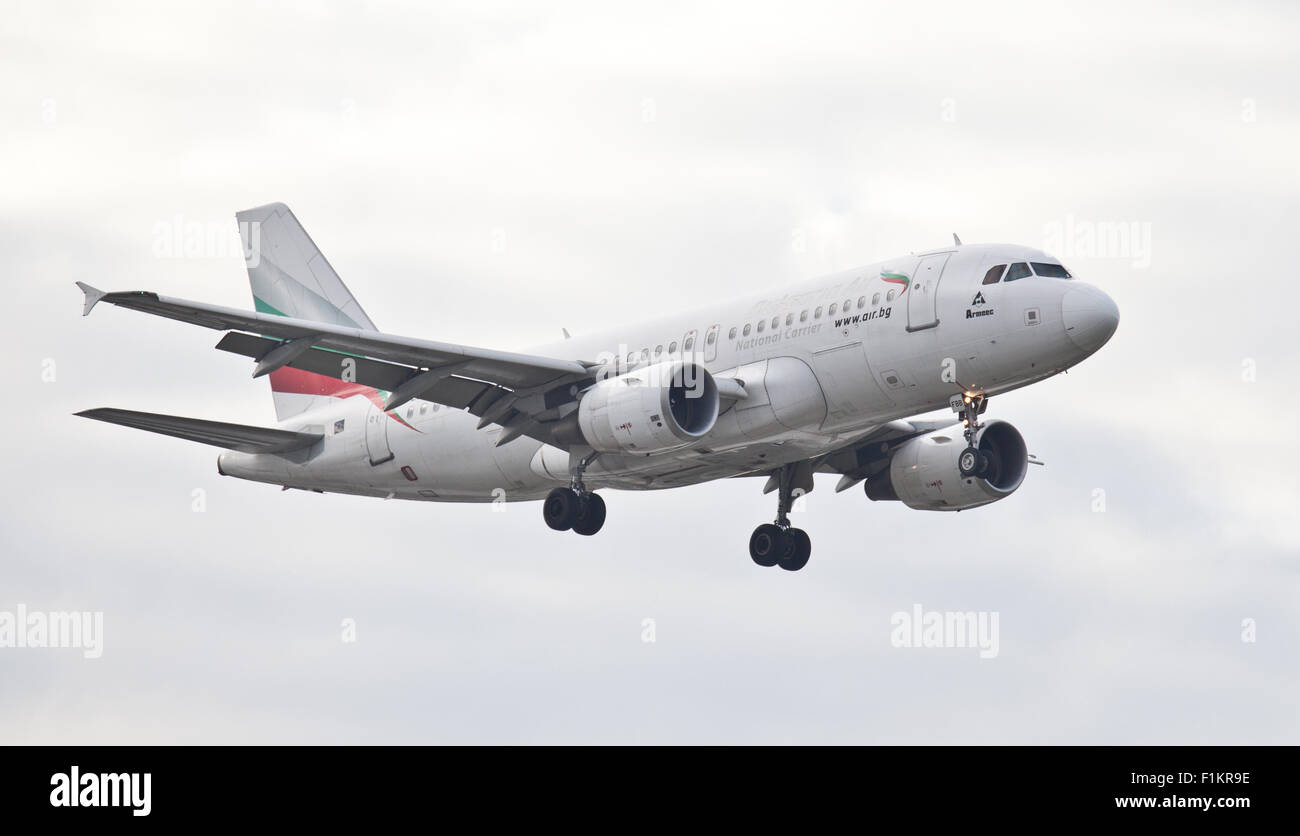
[703,324,720,363]
[365,405,395,466]
[906,252,951,332]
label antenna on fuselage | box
[952,233,963,246]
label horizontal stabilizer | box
[75,408,322,454]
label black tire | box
[571,492,606,536]
[779,528,811,572]
[748,524,786,567]
[958,446,981,477]
[543,487,579,531]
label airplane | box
[76,203,1119,572]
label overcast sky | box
[1,0,1296,743]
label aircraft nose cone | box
[1061,285,1119,353]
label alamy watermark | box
[152,215,260,265]
[50,767,150,816]
[0,604,103,658]
[890,604,999,659]
[1043,214,1152,269]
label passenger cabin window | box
[886,289,896,301]
[872,292,880,305]
[815,306,823,318]
[757,320,765,333]
[829,302,838,315]
[743,324,751,336]
[843,298,851,311]
[771,316,779,329]
[785,313,794,326]
[706,331,716,345]
[1031,262,1072,278]
[728,327,736,339]
[857,296,866,309]
[684,336,695,351]
[655,344,663,357]
[1004,262,1032,282]
[983,264,1006,284]
[668,341,677,354]
[799,310,808,322]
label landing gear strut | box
[748,463,812,571]
[543,451,606,536]
[953,391,990,478]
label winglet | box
[952,233,963,246]
[76,282,107,316]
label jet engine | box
[575,360,719,454]
[864,419,1029,510]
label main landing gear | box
[543,451,606,536]
[953,391,990,478]
[748,463,812,572]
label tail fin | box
[237,202,378,421]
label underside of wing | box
[815,418,959,490]
[729,418,961,491]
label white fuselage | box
[216,242,1118,501]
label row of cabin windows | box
[403,402,441,419]
[724,290,900,339]
[628,335,698,364]
[624,286,905,364]
[982,261,1073,284]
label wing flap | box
[76,408,322,454]
[213,333,509,412]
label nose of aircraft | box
[1061,284,1119,353]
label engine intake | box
[865,419,1029,510]
[576,360,719,454]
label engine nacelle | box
[576,360,719,454]
[865,419,1029,511]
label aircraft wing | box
[77,283,596,447]
[732,418,959,491]
[76,408,323,454]
[813,418,959,491]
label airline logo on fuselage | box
[881,271,910,293]
[966,291,994,319]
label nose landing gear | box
[748,463,812,571]
[953,391,990,478]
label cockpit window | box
[982,265,1006,285]
[1031,261,1072,278]
[1004,262,1032,282]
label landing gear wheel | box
[779,528,811,572]
[571,492,606,536]
[958,446,989,478]
[543,487,579,531]
[749,524,787,567]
